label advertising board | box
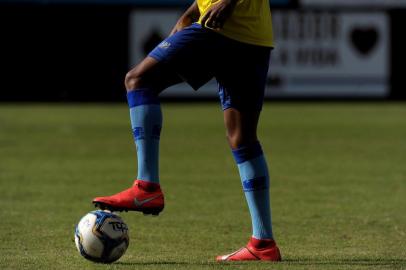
[130,9,390,98]
[269,11,390,97]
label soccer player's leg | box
[215,44,281,261]
[217,108,281,261]
[93,24,215,214]
[93,57,182,214]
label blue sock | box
[127,89,162,184]
[232,142,273,239]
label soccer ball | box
[74,210,129,263]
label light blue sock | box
[127,89,162,184]
[232,142,273,239]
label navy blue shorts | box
[149,23,271,111]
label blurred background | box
[1,0,405,102]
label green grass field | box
[0,103,405,270]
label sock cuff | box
[134,179,161,191]
[249,236,276,249]
[232,141,263,164]
[127,89,159,108]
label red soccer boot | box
[216,237,281,262]
[92,180,164,215]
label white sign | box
[269,11,390,97]
[130,9,390,98]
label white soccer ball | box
[74,210,129,263]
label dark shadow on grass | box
[115,261,189,266]
[114,261,243,266]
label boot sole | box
[93,201,162,216]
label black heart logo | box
[350,27,379,56]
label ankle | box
[249,236,276,249]
[134,179,160,192]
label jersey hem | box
[216,30,274,48]
[195,22,274,48]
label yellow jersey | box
[197,0,274,47]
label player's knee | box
[227,133,257,150]
[124,71,142,92]
[227,134,242,150]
